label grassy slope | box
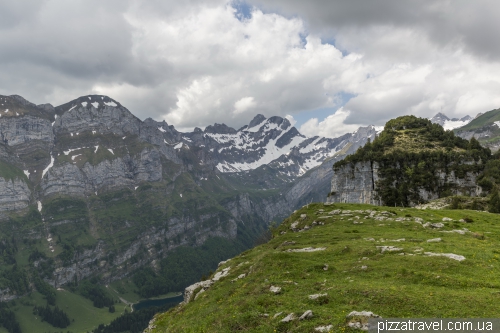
[457,109,500,132]
[151,203,500,332]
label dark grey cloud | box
[248,0,500,61]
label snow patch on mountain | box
[430,112,472,130]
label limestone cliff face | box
[43,214,237,287]
[0,178,31,211]
[328,161,482,206]
[328,161,381,205]
[0,115,54,146]
[41,148,162,197]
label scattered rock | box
[270,286,282,294]
[290,221,299,230]
[423,222,444,228]
[328,209,341,215]
[273,312,283,319]
[285,247,326,252]
[231,273,246,283]
[424,252,466,261]
[299,310,313,320]
[308,293,327,300]
[347,311,381,331]
[300,214,307,219]
[212,267,231,281]
[323,264,329,271]
[281,313,296,323]
[218,259,231,267]
[260,313,269,317]
[364,238,375,241]
[183,280,213,304]
[376,246,403,253]
[361,265,368,270]
[441,229,468,235]
[427,238,442,243]
[237,261,250,267]
[315,325,333,332]
[442,217,453,221]
[281,241,296,246]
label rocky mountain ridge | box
[0,93,377,306]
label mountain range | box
[2,92,500,332]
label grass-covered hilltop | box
[146,203,500,332]
[331,115,500,210]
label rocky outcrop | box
[0,178,31,211]
[328,161,381,205]
[328,161,482,206]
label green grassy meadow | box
[150,203,500,332]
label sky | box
[2,0,500,137]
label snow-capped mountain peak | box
[429,112,473,131]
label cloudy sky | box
[2,0,500,137]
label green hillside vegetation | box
[454,109,500,147]
[0,160,28,182]
[334,116,493,207]
[456,109,500,132]
[150,202,500,332]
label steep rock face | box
[328,162,482,206]
[45,214,237,287]
[0,178,31,211]
[41,148,162,196]
[328,161,381,205]
[0,115,54,146]
[41,163,89,197]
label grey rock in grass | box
[299,310,313,320]
[270,286,282,294]
[376,246,403,253]
[281,313,296,323]
[218,259,231,267]
[308,293,327,300]
[285,247,326,253]
[347,311,381,331]
[212,267,231,281]
[427,238,442,243]
[315,325,333,332]
[424,252,465,261]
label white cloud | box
[233,96,256,114]
[299,108,361,138]
[1,0,500,136]
[285,114,296,126]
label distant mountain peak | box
[248,114,267,128]
[429,112,472,130]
